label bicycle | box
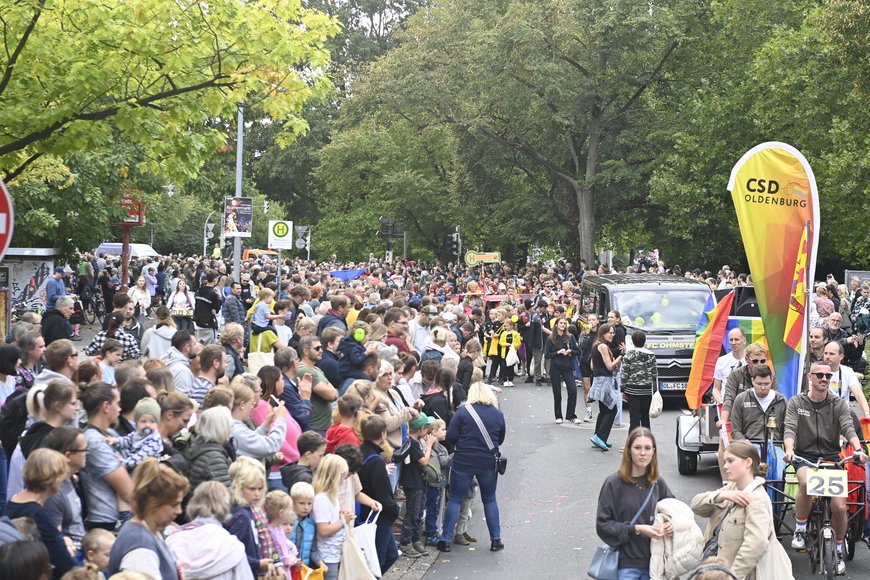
[789,454,864,580]
[84,292,106,325]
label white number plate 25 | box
[807,469,848,498]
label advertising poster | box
[224,197,253,238]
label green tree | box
[327,0,691,261]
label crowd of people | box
[0,250,526,579]
[3,249,870,579]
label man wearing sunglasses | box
[720,343,779,426]
[784,363,867,573]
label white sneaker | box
[836,551,846,575]
[584,410,593,422]
[791,529,806,550]
[555,418,563,424]
[571,418,582,424]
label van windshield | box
[611,288,710,332]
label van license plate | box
[660,382,688,391]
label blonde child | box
[250,288,280,335]
[98,339,124,386]
[225,456,275,576]
[312,454,355,580]
[82,527,115,577]
[290,482,323,571]
[497,316,523,387]
[264,490,300,576]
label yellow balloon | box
[650,312,662,324]
[634,316,645,326]
[661,298,670,307]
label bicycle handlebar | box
[789,454,863,469]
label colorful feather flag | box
[728,142,819,399]
[686,290,735,409]
[784,226,808,351]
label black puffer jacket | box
[187,436,232,490]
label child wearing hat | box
[110,397,165,470]
[399,412,437,558]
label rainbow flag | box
[728,143,819,399]
[784,226,808,351]
[686,290,735,409]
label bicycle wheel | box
[806,515,820,574]
[822,530,836,580]
[84,301,96,325]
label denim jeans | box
[424,485,443,536]
[618,568,650,580]
[439,464,500,543]
[375,522,399,573]
[323,562,340,580]
[400,487,425,545]
[0,447,7,516]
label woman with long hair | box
[167,278,196,331]
[16,333,45,391]
[596,428,675,580]
[79,382,134,531]
[691,440,793,579]
[6,380,80,500]
[107,458,189,579]
[127,276,151,337]
[544,317,580,424]
[252,366,302,492]
[83,312,139,361]
[588,323,623,450]
[607,310,628,427]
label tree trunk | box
[575,125,599,262]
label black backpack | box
[0,389,29,455]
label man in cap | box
[45,266,68,311]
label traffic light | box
[446,232,460,256]
[263,200,269,214]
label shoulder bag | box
[587,482,657,580]
[248,332,275,375]
[703,479,765,559]
[465,404,506,475]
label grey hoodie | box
[163,346,194,396]
[141,325,176,360]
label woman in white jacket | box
[229,382,286,464]
[167,278,196,331]
[141,305,176,360]
[690,440,793,580]
[167,481,254,580]
[127,275,152,338]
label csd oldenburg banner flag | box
[727,142,819,399]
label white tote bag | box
[505,344,519,367]
[247,332,275,375]
[649,390,664,418]
[354,510,382,578]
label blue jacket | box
[224,505,259,577]
[291,515,319,567]
[447,403,506,471]
[280,375,311,432]
[337,336,367,382]
[317,312,347,337]
[317,349,341,389]
[222,293,247,325]
[45,277,67,311]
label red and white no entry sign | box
[0,179,14,262]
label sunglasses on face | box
[813,372,833,379]
[750,358,766,364]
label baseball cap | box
[409,413,436,430]
[54,266,65,274]
[422,305,438,316]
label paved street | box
[417,382,870,579]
